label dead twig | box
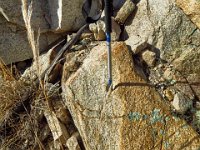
[38,23,89,86]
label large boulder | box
[56,0,85,32]
[0,15,62,64]
[62,42,200,149]
[0,0,85,32]
[125,0,200,61]
[0,0,50,32]
[0,0,85,64]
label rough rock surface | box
[62,42,200,149]
[66,132,81,150]
[0,0,85,32]
[59,0,85,32]
[172,92,193,114]
[173,48,200,75]
[176,0,200,29]
[0,16,62,64]
[21,47,58,82]
[115,0,135,24]
[125,0,200,61]
[0,0,49,32]
[142,50,156,67]
[89,17,121,41]
[0,0,85,64]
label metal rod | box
[104,0,112,87]
[106,32,112,86]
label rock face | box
[21,47,57,82]
[0,0,85,64]
[0,0,85,32]
[0,16,61,64]
[173,48,200,75]
[62,42,200,149]
[125,0,200,61]
[176,0,200,29]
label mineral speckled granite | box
[62,42,200,149]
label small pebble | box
[172,92,193,114]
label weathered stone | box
[66,132,81,150]
[55,107,72,126]
[0,17,63,64]
[89,19,106,41]
[127,37,148,54]
[48,140,62,150]
[176,0,200,29]
[172,49,200,100]
[173,48,200,75]
[150,63,197,101]
[163,67,174,81]
[49,0,85,32]
[62,42,200,149]
[115,0,135,24]
[62,49,89,85]
[193,110,200,130]
[172,92,193,114]
[111,18,121,41]
[142,50,156,67]
[0,0,49,32]
[125,0,200,62]
[44,110,70,143]
[0,0,85,32]
[89,17,121,41]
[187,74,200,100]
[80,33,94,41]
[21,46,62,82]
[0,0,85,64]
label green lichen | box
[128,112,141,121]
[128,108,166,124]
[143,114,148,120]
[150,109,164,124]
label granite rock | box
[125,0,200,62]
[62,42,200,149]
[176,0,200,29]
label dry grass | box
[0,60,21,124]
[0,60,31,149]
[0,59,45,149]
[0,1,45,149]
